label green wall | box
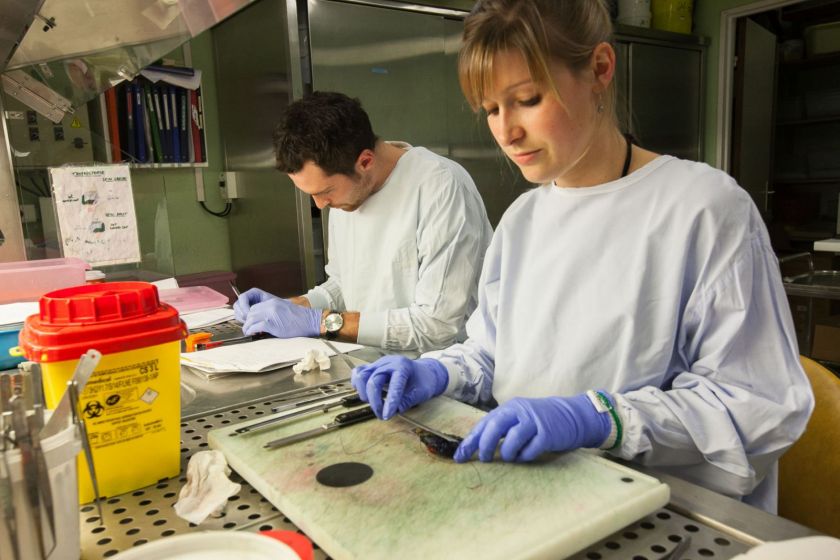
[131,31,232,277]
[695,0,770,167]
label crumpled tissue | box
[293,349,331,374]
[173,450,241,525]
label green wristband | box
[593,390,623,451]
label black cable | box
[200,200,232,217]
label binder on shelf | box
[155,84,172,163]
[99,66,207,167]
[124,82,136,162]
[104,88,122,163]
[146,64,195,77]
[167,86,181,164]
[190,89,203,163]
[143,81,163,163]
[197,87,207,162]
[179,88,190,163]
[134,81,148,164]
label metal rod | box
[321,339,357,371]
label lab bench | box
[78,350,818,560]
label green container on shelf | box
[651,0,693,34]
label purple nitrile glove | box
[453,393,612,463]
[351,356,449,420]
[233,288,279,323]
[240,297,322,339]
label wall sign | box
[49,164,141,266]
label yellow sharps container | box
[18,282,187,503]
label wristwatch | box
[323,311,343,339]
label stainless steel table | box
[78,350,818,560]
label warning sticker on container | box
[81,357,174,450]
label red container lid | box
[18,282,187,363]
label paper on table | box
[180,337,364,377]
[181,308,236,330]
[152,278,180,290]
[0,302,39,328]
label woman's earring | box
[597,95,605,114]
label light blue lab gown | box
[425,156,814,513]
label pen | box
[230,281,241,298]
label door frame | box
[716,0,804,171]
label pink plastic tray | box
[0,257,89,304]
[157,286,230,314]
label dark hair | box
[273,91,378,176]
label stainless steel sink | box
[786,270,840,287]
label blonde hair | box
[459,0,617,124]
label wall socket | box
[218,171,240,200]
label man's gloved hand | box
[351,356,449,420]
[240,297,322,339]
[233,288,280,323]
[453,393,612,463]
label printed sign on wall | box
[49,164,141,266]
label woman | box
[351,0,813,513]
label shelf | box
[129,162,209,169]
[777,115,840,126]
[774,177,840,185]
[781,51,840,69]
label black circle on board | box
[315,462,374,487]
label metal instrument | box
[10,397,50,558]
[397,413,461,443]
[185,331,268,352]
[26,410,55,553]
[659,535,691,559]
[0,375,19,560]
[67,380,104,524]
[263,406,376,449]
[40,350,101,440]
[270,387,357,414]
[233,393,363,436]
[229,281,241,299]
[321,338,357,371]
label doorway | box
[724,0,840,253]
[722,0,840,363]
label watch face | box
[325,312,343,332]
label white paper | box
[180,337,364,376]
[0,302,40,328]
[50,165,141,266]
[153,278,180,290]
[139,68,203,91]
[181,308,236,330]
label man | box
[234,91,492,354]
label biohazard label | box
[80,358,172,450]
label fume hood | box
[1,0,258,123]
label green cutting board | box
[208,397,669,559]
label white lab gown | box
[425,155,814,512]
[306,145,493,353]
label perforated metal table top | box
[81,389,757,560]
[78,335,816,559]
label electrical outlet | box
[54,126,65,141]
[28,127,39,142]
[219,171,240,199]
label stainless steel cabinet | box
[615,28,707,162]
[308,0,529,228]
